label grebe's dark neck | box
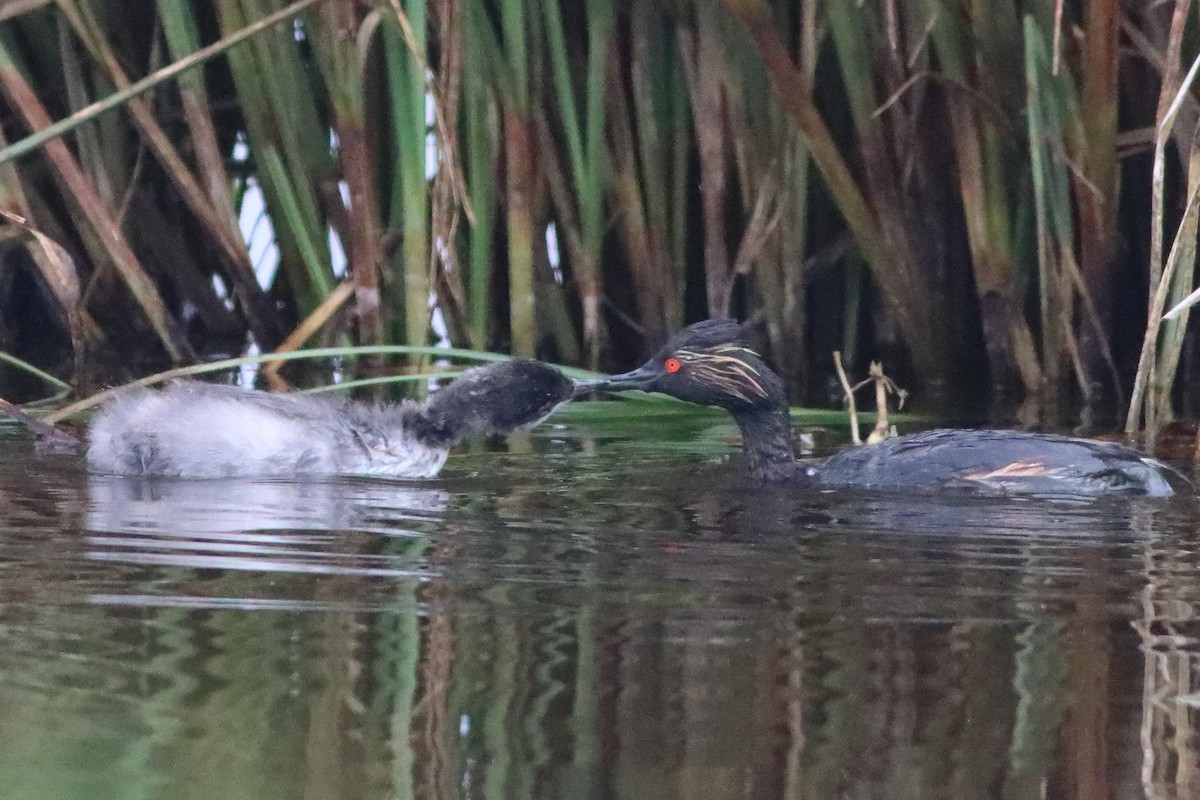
[730,404,807,482]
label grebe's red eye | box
[664,357,682,374]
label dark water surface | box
[2,407,1200,800]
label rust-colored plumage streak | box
[962,460,1053,480]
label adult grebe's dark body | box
[88,359,574,479]
[581,320,1184,498]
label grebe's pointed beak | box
[572,365,659,397]
[571,379,603,398]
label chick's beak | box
[572,365,659,397]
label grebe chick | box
[88,359,574,478]
[579,320,1185,498]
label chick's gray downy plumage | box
[87,359,574,479]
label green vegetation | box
[0,1,1195,432]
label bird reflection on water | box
[1,428,1199,799]
[85,474,450,579]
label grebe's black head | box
[421,359,574,444]
[581,319,785,412]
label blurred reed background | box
[0,0,1198,429]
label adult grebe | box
[88,359,574,478]
[579,320,1184,498]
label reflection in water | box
[86,474,447,579]
[0,430,1198,799]
[1137,528,1200,800]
